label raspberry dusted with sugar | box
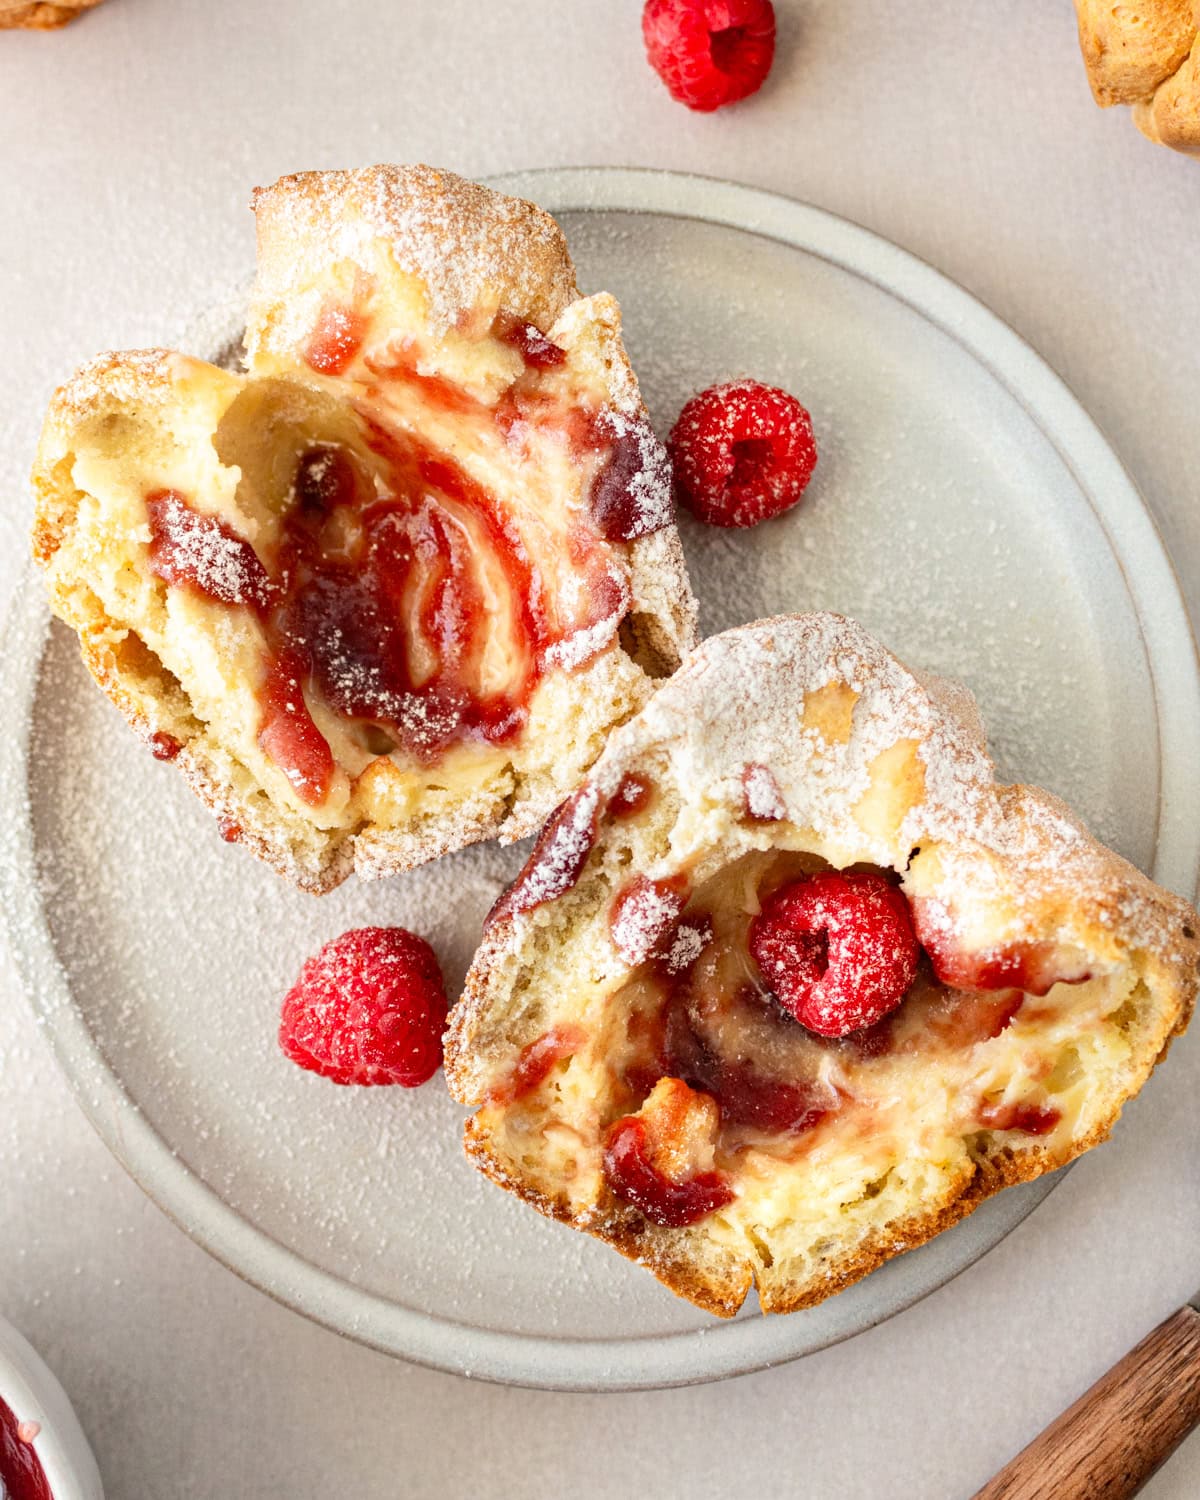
[670,380,817,528]
[750,871,919,1038]
[642,0,776,113]
[279,927,448,1087]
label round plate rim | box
[4,165,1198,1392]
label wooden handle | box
[973,1304,1200,1500]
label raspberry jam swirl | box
[603,1112,733,1227]
[144,377,665,803]
[606,853,1074,1205]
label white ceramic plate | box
[4,169,1198,1391]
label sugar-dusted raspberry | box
[749,871,919,1038]
[642,0,776,113]
[279,926,448,1087]
[669,379,817,527]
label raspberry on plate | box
[642,0,776,113]
[669,379,817,527]
[279,926,448,1087]
[749,871,919,1037]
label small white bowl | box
[0,1314,102,1500]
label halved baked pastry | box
[445,614,1199,1315]
[0,1,103,27]
[32,166,696,891]
[1073,0,1200,156]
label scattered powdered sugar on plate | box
[578,208,1138,857]
[24,622,691,1336]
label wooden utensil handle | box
[972,1304,1200,1499]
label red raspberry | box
[669,379,817,527]
[642,0,776,113]
[279,927,448,1087]
[749,872,919,1038]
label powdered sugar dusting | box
[609,876,687,967]
[664,916,714,975]
[742,762,786,822]
[50,348,183,420]
[250,165,579,346]
[592,408,674,541]
[10,190,1196,1355]
[580,613,1196,963]
[500,784,602,920]
[145,491,271,609]
[10,621,698,1338]
[541,613,620,672]
[540,565,629,671]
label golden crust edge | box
[1072,0,1196,106]
[444,613,1200,1103]
[29,166,697,891]
[444,612,1200,1312]
[460,985,1193,1318]
[0,0,102,28]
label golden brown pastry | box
[1133,28,1200,153]
[0,0,104,29]
[1074,0,1200,154]
[446,614,1199,1315]
[32,167,696,891]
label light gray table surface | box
[1,2,1198,1496]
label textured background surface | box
[1,1,1198,1495]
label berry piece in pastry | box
[32,166,696,891]
[445,613,1199,1315]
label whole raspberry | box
[749,872,919,1038]
[642,0,776,113]
[669,379,817,527]
[279,927,448,1087]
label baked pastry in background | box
[32,166,696,892]
[1074,0,1200,155]
[0,0,103,28]
[446,613,1199,1315]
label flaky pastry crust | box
[0,0,102,27]
[446,614,1199,1316]
[1074,0,1200,155]
[32,166,697,891]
